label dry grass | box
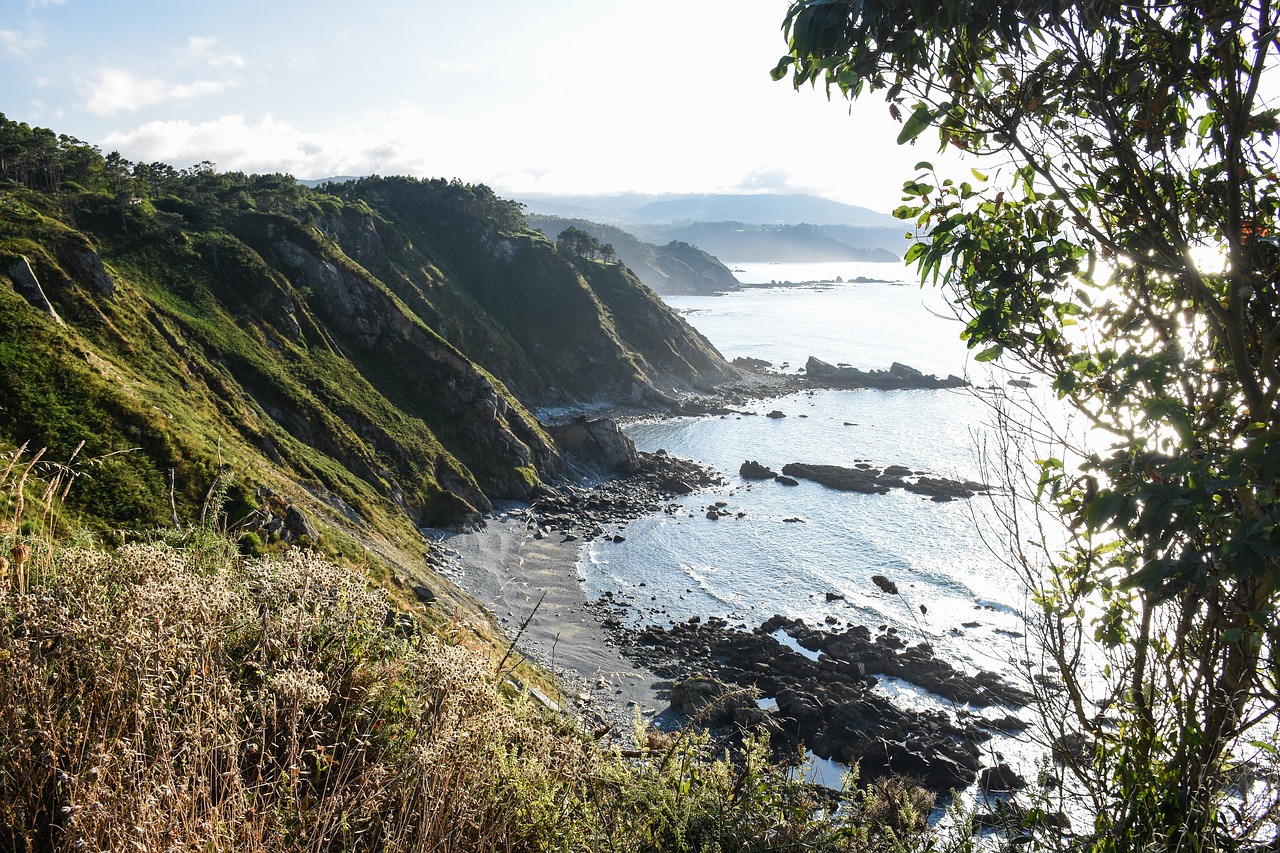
[0,445,946,852]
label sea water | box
[581,262,1034,680]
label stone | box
[550,416,640,473]
[739,460,777,480]
[979,763,1027,793]
[871,575,899,595]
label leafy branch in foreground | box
[777,0,1280,848]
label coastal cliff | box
[0,115,737,543]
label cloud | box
[736,166,792,192]
[80,67,227,116]
[425,59,477,74]
[0,28,42,57]
[188,35,246,69]
[96,106,502,184]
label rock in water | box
[739,460,777,480]
[979,763,1027,793]
[871,575,899,595]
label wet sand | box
[437,506,672,736]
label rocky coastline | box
[580,599,1032,794]
[496,400,1027,800]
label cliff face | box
[0,127,736,541]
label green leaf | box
[915,161,935,171]
[897,105,933,145]
[903,243,926,263]
[975,344,1003,362]
[970,168,988,181]
[1086,490,1126,532]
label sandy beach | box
[435,505,673,737]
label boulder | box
[739,460,777,480]
[670,676,753,725]
[550,416,640,473]
[871,575,899,595]
[979,763,1027,793]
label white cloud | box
[0,28,42,57]
[80,68,227,116]
[425,59,476,74]
[99,111,451,177]
[188,35,246,69]
[735,165,808,195]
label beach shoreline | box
[435,505,673,737]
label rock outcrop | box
[608,613,1031,794]
[804,357,968,390]
[779,462,990,501]
[739,460,778,480]
[551,417,640,474]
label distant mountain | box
[526,215,741,295]
[517,192,908,262]
[516,192,900,228]
[628,222,902,264]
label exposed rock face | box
[271,234,561,506]
[63,244,116,298]
[550,417,640,474]
[804,357,968,390]
[6,256,64,325]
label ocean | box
[582,262,1031,678]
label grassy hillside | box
[0,116,737,550]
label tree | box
[557,225,607,259]
[775,0,1280,847]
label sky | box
[0,0,962,214]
